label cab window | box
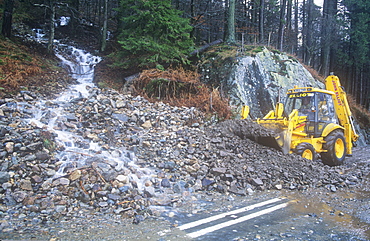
[285,92,315,120]
[317,92,338,124]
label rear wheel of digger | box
[295,143,316,161]
[321,129,346,166]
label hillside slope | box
[0,37,73,98]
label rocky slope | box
[1,86,368,234]
[200,47,323,118]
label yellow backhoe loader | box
[242,74,359,166]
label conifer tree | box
[1,0,15,37]
[340,0,370,107]
[115,0,194,69]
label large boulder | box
[200,47,324,118]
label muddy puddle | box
[284,189,370,240]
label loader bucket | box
[256,123,292,154]
[279,129,292,154]
[239,119,292,154]
[256,134,282,150]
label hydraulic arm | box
[324,75,359,155]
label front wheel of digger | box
[321,130,347,166]
[295,143,316,161]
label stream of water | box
[22,42,152,190]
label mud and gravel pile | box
[139,117,364,196]
[0,87,368,234]
[196,119,362,193]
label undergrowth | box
[200,44,265,66]
[0,37,73,98]
[348,96,370,129]
[0,38,42,89]
[133,68,232,120]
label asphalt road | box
[1,183,368,241]
[169,190,369,241]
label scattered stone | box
[202,178,215,187]
[330,185,337,192]
[211,167,227,175]
[55,205,66,213]
[144,186,156,197]
[142,120,152,129]
[59,178,70,185]
[19,179,32,191]
[0,172,10,184]
[0,79,367,234]
[69,170,82,181]
[133,214,145,224]
[275,184,283,190]
[161,178,171,188]
[36,151,50,161]
[12,191,27,203]
[5,142,14,153]
[251,178,264,186]
[32,175,43,183]
[116,174,129,183]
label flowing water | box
[22,43,152,189]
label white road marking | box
[178,197,282,231]
[186,202,289,238]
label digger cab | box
[285,88,338,137]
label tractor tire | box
[294,143,316,161]
[321,129,347,166]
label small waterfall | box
[24,43,152,190]
[54,46,101,101]
[32,28,46,42]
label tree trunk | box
[1,0,14,38]
[277,0,287,51]
[293,0,299,54]
[172,0,180,9]
[286,0,292,31]
[101,0,108,52]
[321,0,337,77]
[190,0,196,40]
[359,69,364,105]
[301,0,314,65]
[259,0,265,43]
[189,39,223,56]
[225,0,236,44]
[48,3,56,54]
[69,0,79,37]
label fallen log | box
[189,39,223,57]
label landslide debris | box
[201,119,361,193]
[1,36,369,240]
[0,86,368,238]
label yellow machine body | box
[242,75,359,166]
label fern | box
[0,39,42,88]
[133,68,232,119]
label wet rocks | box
[0,172,10,184]
[0,85,368,234]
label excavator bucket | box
[257,135,282,150]
[256,124,292,154]
[280,129,293,154]
[241,103,294,154]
